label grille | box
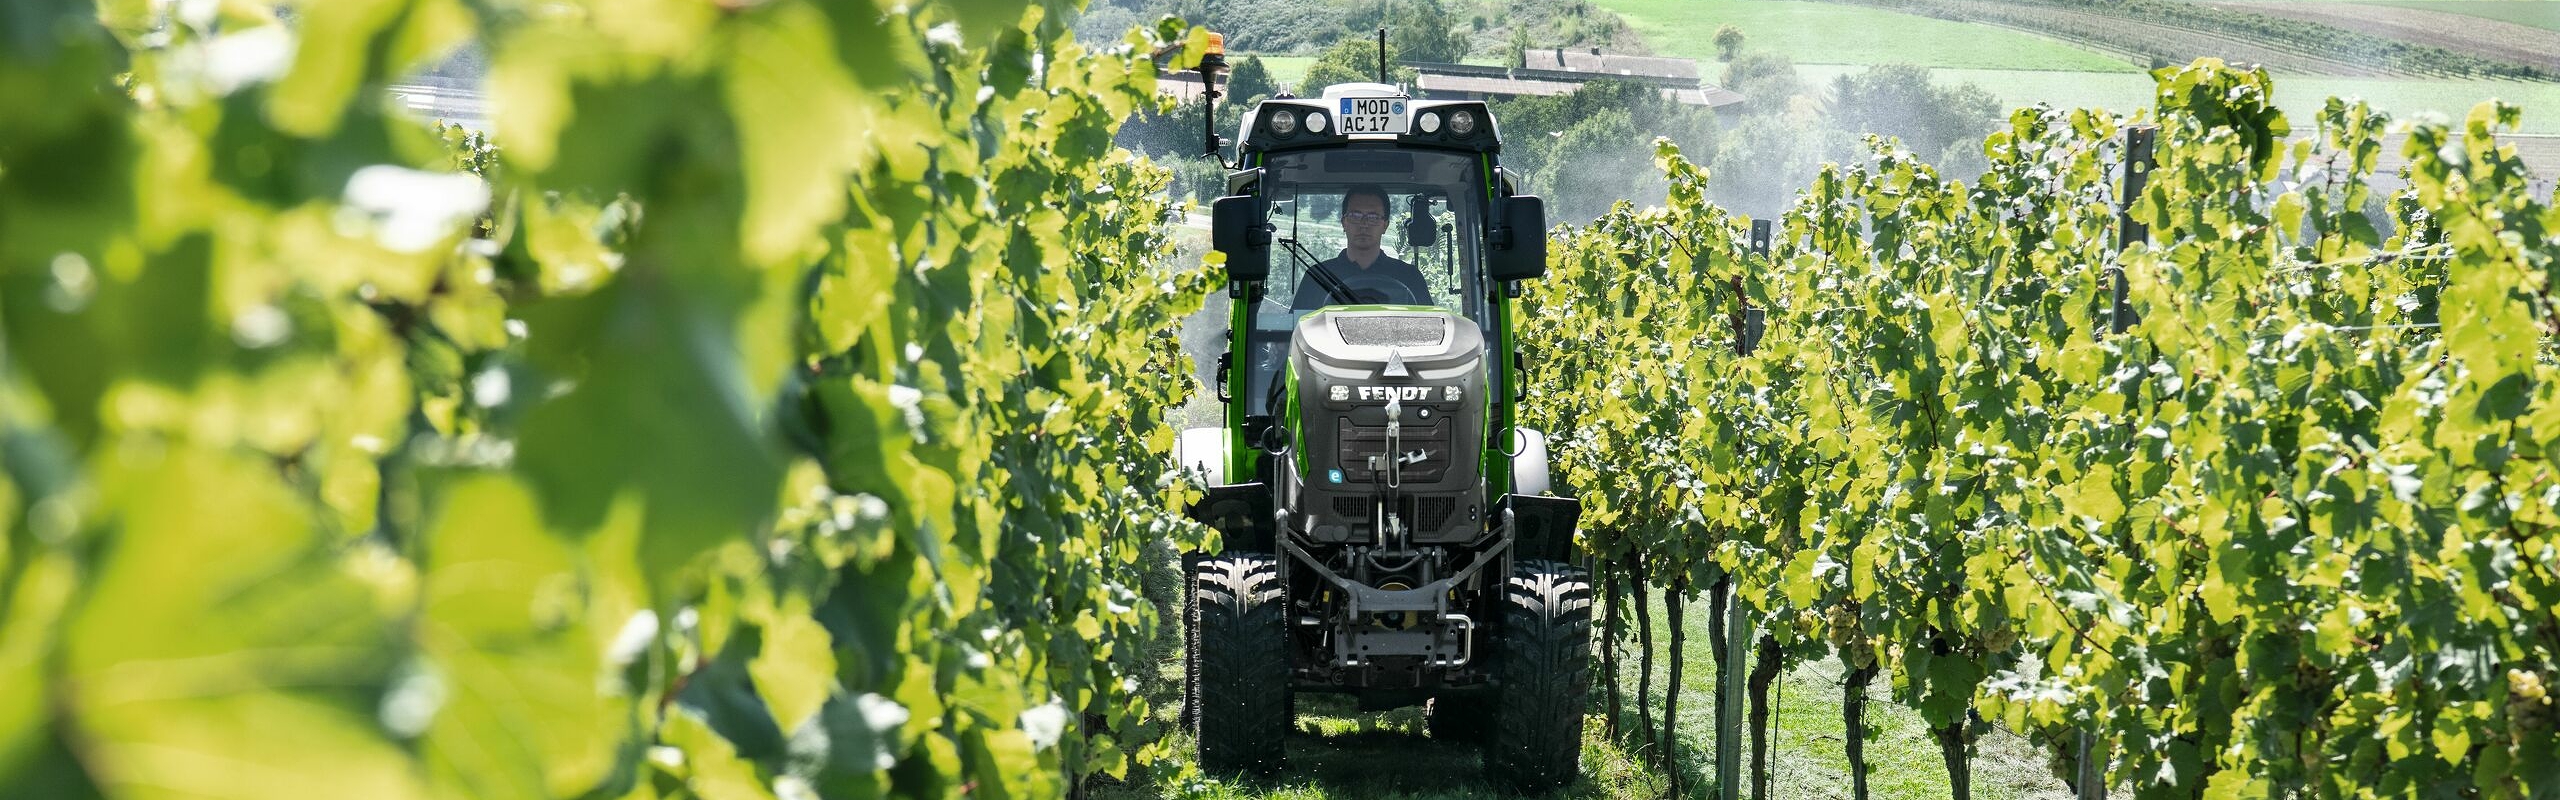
[1415,496,1458,531]
[1335,496,1370,520]
[1336,418,1453,483]
[1334,315,1447,347]
[1329,496,1461,533]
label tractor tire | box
[1190,554,1291,775]
[1485,559,1592,791]
[1426,695,1494,743]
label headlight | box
[1418,111,1441,134]
[1449,109,1476,136]
[1329,384,1350,402]
[1270,108,1298,136]
[1305,111,1328,134]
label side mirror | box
[1488,195,1547,282]
[1405,196,1437,247]
[1211,195,1270,283]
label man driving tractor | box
[1290,184,1432,310]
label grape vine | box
[1531,61,2560,798]
[0,1,1216,798]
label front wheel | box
[1189,554,1291,775]
[1485,559,1592,791]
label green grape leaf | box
[417,475,626,800]
[64,447,428,800]
[749,607,838,735]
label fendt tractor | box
[1171,32,1592,790]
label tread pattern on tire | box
[1486,559,1593,791]
[1191,554,1291,775]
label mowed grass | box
[1094,695,1668,800]
[1592,0,2138,72]
[1794,66,2560,135]
[1094,582,2078,799]
[1616,590,2076,800]
[2364,0,2560,31]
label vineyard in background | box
[1531,61,2560,798]
[0,1,1218,798]
[1813,0,2552,79]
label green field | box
[1242,54,1315,91]
[2367,0,2560,31]
[1796,65,2560,134]
[1594,0,2139,71]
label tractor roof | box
[1235,83,1502,156]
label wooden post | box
[1716,599,1751,800]
[1602,563,1624,737]
[1844,663,1878,800]
[2074,122,2156,798]
[2110,124,2157,335]
[1632,557,1658,762]
[1739,219,1770,357]
[1664,576,1689,797]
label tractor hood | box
[1289,306,1488,545]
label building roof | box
[1411,72,1744,109]
[1155,69,1220,102]
[1522,48,1701,82]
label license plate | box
[1338,97,1410,134]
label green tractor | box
[1172,35,1590,790]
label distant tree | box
[1491,80,1714,203]
[1713,24,1745,62]
[1533,108,1656,222]
[1170,0,1356,55]
[1824,64,2001,172]
[1708,110,1859,218]
[1226,55,1278,104]
[1388,0,1470,64]
[1721,51,1803,115]
[1501,27,1535,69]
[1074,6,1144,43]
[1298,34,1417,92]
[1115,97,1206,158]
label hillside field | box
[2367,0,2560,32]
[1792,65,2560,134]
[1594,0,2139,71]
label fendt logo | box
[1356,386,1435,402]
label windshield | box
[1240,147,1489,418]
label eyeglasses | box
[1341,211,1387,225]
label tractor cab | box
[1197,80,1552,500]
[1172,34,1590,790]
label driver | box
[1292,184,1433,310]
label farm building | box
[1409,48,1745,109]
[1522,47,1701,81]
[1155,47,1745,110]
[1155,69,1221,103]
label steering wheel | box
[1328,269,1429,306]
